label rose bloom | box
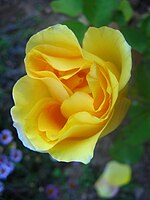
[11,25,131,164]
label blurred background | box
[0,0,150,199]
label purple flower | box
[10,149,22,163]
[5,161,15,173]
[0,163,11,180]
[45,184,59,199]
[0,154,8,163]
[0,129,13,145]
[0,181,4,193]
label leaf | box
[62,20,87,43]
[141,15,150,37]
[110,102,150,164]
[121,27,148,53]
[110,142,144,164]
[119,0,133,22]
[128,101,148,119]
[113,11,127,26]
[82,0,120,27]
[51,0,83,17]
[121,103,150,145]
[123,111,150,146]
[135,63,150,100]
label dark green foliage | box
[63,20,87,43]
[82,0,120,27]
[110,100,150,164]
[51,0,83,17]
[121,27,148,53]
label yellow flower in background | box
[95,161,132,198]
[11,24,132,164]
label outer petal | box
[11,76,52,151]
[48,133,100,164]
[83,26,131,91]
[26,24,81,57]
[11,76,50,123]
[13,122,36,151]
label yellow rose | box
[11,24,132,164]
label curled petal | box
[25,49,89,79]
[61,92,94,118]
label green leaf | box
[113,11,127,26]
[110,142,144,164]
[118,103,150,146]
[119,0,133,22]
[51,0,83,17]
[135,63,150,100]
[82,0,120,27]
[141,15,150,37]
[63,20,87,43]
[110,102,150,164]
[128,101,148,119]
[123,112,150,146]
[121,27,148,53]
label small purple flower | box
[45,184,59,199]
[0,154,8,163]
[10,149,22,163]
[0,163,11,180]
[0,129,13,145]
[5,161,15,173]
[0,181,4,193]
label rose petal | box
[83,26,131,90]
[48,113,103,164]
[47,112,107,163]
[25,49,88,76]
[11,76,53,151]
[42,77,70,102]
[11,76,50,122]
[48,134,99,164]
[26,24,81,57]
[38,103,66,141]
[13,122,36,151]
[58,112,103,140]
[25,25,90,81]
[86,63,108,111]
[61,92,94,118]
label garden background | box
[0,0,150,199]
